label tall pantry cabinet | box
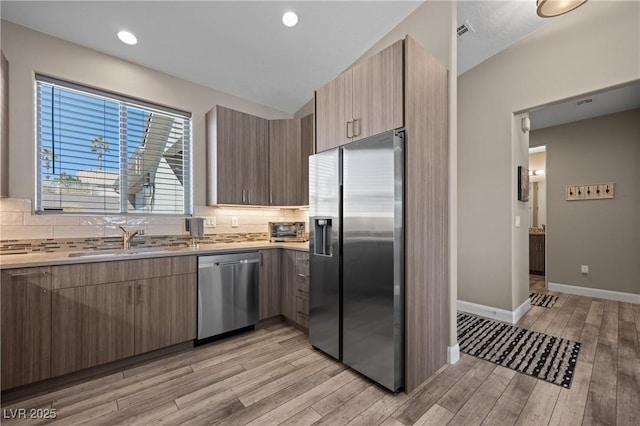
[313,36,449,393]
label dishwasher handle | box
[213,259,260,267]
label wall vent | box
[457,20,476,39]
[576,98,593,106]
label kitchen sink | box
[67,246,177,258]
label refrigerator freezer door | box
[309,148,341,360]
[342,131,404,391]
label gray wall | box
[458,1,639,311]
[531,109,640,295]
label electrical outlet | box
[581,265,589,274]
[515,216,521,227]
[231,216,239,228]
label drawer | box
[51,256,194,289]
[295,251,309,276]
[296,312,308,329]
[296,295,309,316]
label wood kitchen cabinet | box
[207,105,269,205]
[269,119,302,206]
[300,113,314,205]
[280,249,297,322]
[315,69,352,152]
[135,274,197,354]
[258,249,281,320]
[51,281,135,376]
[1,51,8,197]
[1,267,51,390]
[280,249,309,330]
[294,251,309,329]
[315,40,403,152]
[48,256,196,380]
[529,234,546,275]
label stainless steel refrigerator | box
[309,130,404,392]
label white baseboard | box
[447,344,460,364]
[548,282,640,304]
[457,298,531,324]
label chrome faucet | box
[119,226,144,250]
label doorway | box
[528,146,546,292]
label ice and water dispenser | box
[313,218,332,256]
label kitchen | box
[3,0,640,426]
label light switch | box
[515,216,521,227]
[204,217,216,228]
[581,265,589,274]
[231,216,239,228]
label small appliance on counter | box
[269,221,307,242]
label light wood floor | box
[2,276,638,425]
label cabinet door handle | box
[270,191,273,205]
[297,273,309,278]
[242,189,246,203]
[9,271,48,277]
[346,121,353,139]
[354,118,361,137]
[247,190,251,204]
[259,252,263,266]
[137,284,142,304]
[128,284,134,305]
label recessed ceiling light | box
[117,30,138,45]
[282,12,298,28]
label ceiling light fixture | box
[117,30,138,45]
[536,0,588,18]
[282,12,298,28]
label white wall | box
[458,1,640,311]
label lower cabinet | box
[135,274,196,354]
[529,234,545,275]
[1,267,51,390]
[258,249,281,320]
[51,282,135,376]
[281,249,297,321]
[51,273,196,377]
[294,251,310,328]
[280,249,309,329]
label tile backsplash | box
[1,197,309,244]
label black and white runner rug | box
[457,313,581,388]
[529,292,558,308]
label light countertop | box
[0,241,309,270]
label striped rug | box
[529,292,558,308]
[457,313,581,388]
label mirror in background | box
[528,148,546,230]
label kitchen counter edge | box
[0,241,309,270]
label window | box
[36,75,192,215]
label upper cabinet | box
[207,105,269,205]
[269,118,301,206]
[208,105,314,207]
[300,113,314,205]
[315,40,403,153]
[1,51,8,197]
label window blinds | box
[36,75,192,215]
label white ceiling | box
[457,1,549,75]
[2,0,630,124]
[529,82,640,130]
[0,1,422,114]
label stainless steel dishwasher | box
[197,252,259,342]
